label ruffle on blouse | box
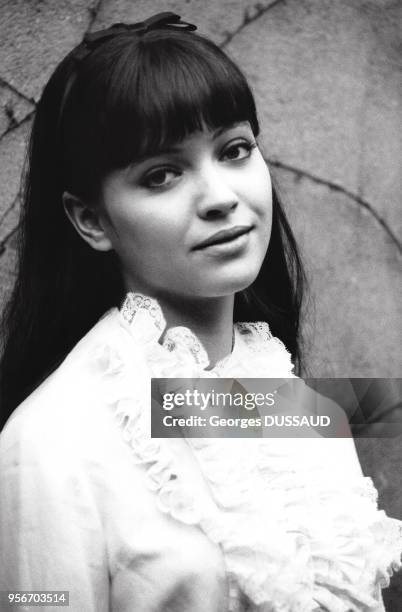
[91,293,402,612]
[189,437,402,612]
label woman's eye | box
[222,141,255,162]
[142,168,180,189]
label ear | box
[62,192,113,252]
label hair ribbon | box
[58,12,197,126]
[76,12,197,59]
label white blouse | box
[0,293,401,612]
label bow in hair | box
[81,12,197,54]
[58,12,197,123]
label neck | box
[156,293,235,366]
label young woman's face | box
[100,122,272,300]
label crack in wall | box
[0,0,103,142]
[0,193,20,227]
[0,77,36,107]
[87,0,105,33]
[0,224,18,256]
[0,108,35,142]
[268,158,402,255]
[0,1,107,260]
[220,0,286,48]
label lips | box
[193,225,253,250]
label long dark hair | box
[0,22,305,428]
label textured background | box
[0,0,401,607]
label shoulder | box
[0,308,147,468]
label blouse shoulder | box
[0,308,137,460]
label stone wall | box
[0,0,401,607]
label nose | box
[194,165,238,219]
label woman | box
[0,12,401,612]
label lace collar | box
[119,291,295,378]
[94,293,402,611]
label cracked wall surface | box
[0,0,401,605]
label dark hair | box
[0,25,305,428]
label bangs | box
[64,31,259,194]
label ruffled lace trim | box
[93,297,402,611]
[188,436,402,611]
[111,389,402,612]
[164,326,210,368]
[120,292,295,378]
[121,292,165,331]
[237,321,273,343]
[114,400,203,526]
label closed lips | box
[193,226,253,250]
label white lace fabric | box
[94,292,402,612]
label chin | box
[199,269,262,298]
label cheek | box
[249,164,273,257]
[105,200,184,265]
[247,159,273,217]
